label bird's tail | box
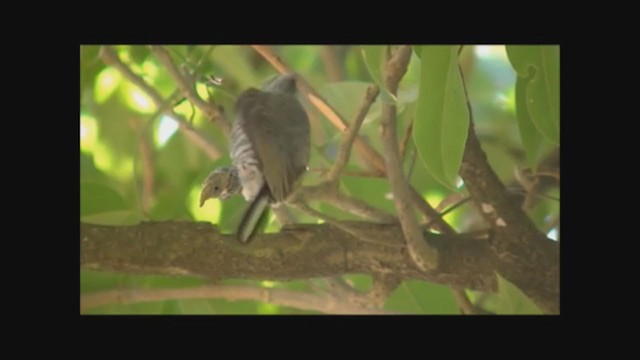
[237,185,271,244]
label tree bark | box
[80,220,559,313]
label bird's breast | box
[230,124,264,201]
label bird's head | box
[200,167,240,206]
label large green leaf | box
[515,76,545,169]
[384,280,459,314]
[506,45,560,144]
[413,46,469,189]
[360,46,398,104]
[495,273,544,314]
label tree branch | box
[99,46,223,160]
[129,117,155,214]
[450,288,477,315]
[81,285,397,315]
[80,221,557,313]
[456,65,560,314]
[399,119,413,161]
[149,45,232,137]
[320,46,345,82]
[379,45,439,271]
[251,45,387,175]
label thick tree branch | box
[251,45,387,175]
[380,45,438,271]
[81,285,397,315]
[80,221,557,313]
[82,221,494,294]
[149,45,232,137]
[456,66,560,314]
[99,46,223,160]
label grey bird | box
[200,73,310,243]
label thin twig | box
[380,45,438,271]
[331,192,398,223]
[99,46,223,160]
[409,187,456,233]
[80,285,399,315]
[451,288,477,315]
[400,120,414,161]
[297,182,397,223]
[149,45,232,137]
[291,200,373,243]
[423,196,472,231]
[129,118,155,214]
[320,46,345,82]
[326,85,380,181]
[251,45,387,175]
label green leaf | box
[93,67,122,104]
[360,46,398,104]
[506,46,560,144]
[412,46,422,59]
[80,181,127,216]
[384,280,459,314]
[413,45,469,189]
[515,76,545,169]
[495,273,544,314]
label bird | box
[200,73,310,244]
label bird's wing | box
[235,89,310,202]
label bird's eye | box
[214,186,219,191]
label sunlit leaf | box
[80,113,99,153]
[94,67,122,104]
[414,45,469,189]
[122,82,157,114]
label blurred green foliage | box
[80,45,559,314]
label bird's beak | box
[200,184,213,207]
